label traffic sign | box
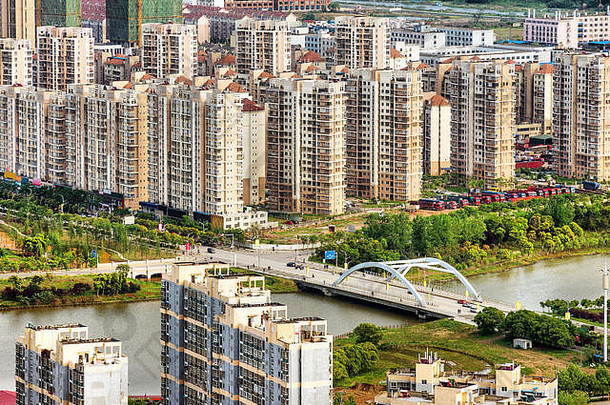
[324,250,336,260]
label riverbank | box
[460,244,610,280]
[0,275,162,311]
[0,269,299,311]
[333,319,580,400]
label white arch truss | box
[333,262,427,307]
[333,257,481,304]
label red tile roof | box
[242,98,264,112]
[226,82,247,93]
[537,63,553,74]
[258,71,275,79]
[176,76,193,85]
[390,48,404,58]
[82,0,105,20]
[429,94,450,107]
[216,54,236,65]
[298,50,324,63]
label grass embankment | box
[334,319,578,388]
[0,275,161,310]
[0,268,299,311]
[450,242,610,280]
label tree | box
[21,235,47,257]
[8,275,23,291]
[353,323,384,346]
[558,391,589,405]
[544,196,575,227]
[474,307,505,334]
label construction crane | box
[137,0,143,46]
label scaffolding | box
[37,0,82,28]
[106,0,183,44]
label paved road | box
[207,247,517,323]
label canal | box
[0,253,607,394]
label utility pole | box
[602,263,610,363]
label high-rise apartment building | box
[423,93,451,176]
[0,0,35,43]
[79,86,149,208]
[37,0,82,28]
[532,63,553,134]
[146,83,269,229]
[241,98,266,206]
[263,78,346,215]
[16,324,128,405]
[513,62,553,135]
[106,0,183,44]
[335,16,390,70]
[0,86,55,180]
[0,39,33,86]
[0,84,148,208]
[345,68,423,201]
[235,17,294,75]
[203,91,247,216]
[446,58,515,188]
[554,52,610,180]
[160,262,333,405]
[141,23,198,79]
[36,26,95,91]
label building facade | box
[106,0,183,44]
[423,93,451,176]
[141,23,199,79]
[16,324,128,405]
[345,68,423,201]
[235,17,294,75]
[335,16,391,70]
[160,263,333,405]
[0,0,36,43]
[446,58,515,188]
[553,52,610,180]
[37,0,82,28]
[36,27,95,91]
[0,39,33,86]
[263,78,346,215]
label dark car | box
[287,262,296,267]
[207,247,215,254]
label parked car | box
[287,262,296,267]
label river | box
[0,291,417,394]
[1,253,607,394]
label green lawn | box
[334,320,579,387]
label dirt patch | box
[0,230,17,250]
[334,383,385,405]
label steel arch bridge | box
[332,258,481,307]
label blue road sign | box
[92,249,97,258]
[324,250,336,260]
